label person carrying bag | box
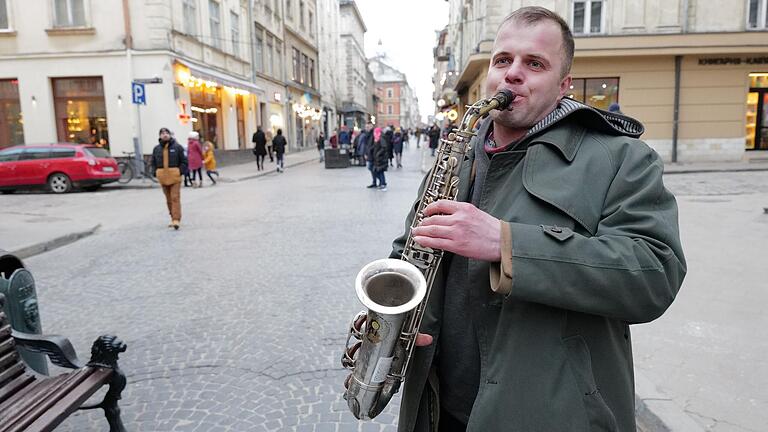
[151,127,188,229]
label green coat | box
[391,102,686,432]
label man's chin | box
[490,110,530,130]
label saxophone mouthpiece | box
[493,89,516,110]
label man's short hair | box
[499,6,574,78]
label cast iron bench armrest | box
[11,329,84,369]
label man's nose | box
[504,60,524,85]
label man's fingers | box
[412,224,454,240]
[423,200,461,217]
[413,236,454,252]
[417,214,454,227]
[415,333,433,346]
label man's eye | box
[494,58,510,65]
[530,60,543,68]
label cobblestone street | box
[7,143,768,431]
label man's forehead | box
[493,19,562,54]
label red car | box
[0,144,121,194]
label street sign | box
[131,82,146,105]
[133,77,163,84]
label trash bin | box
[0,249,48,374]
[324,148,351,169]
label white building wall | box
[317,0,342,134]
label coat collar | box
[478,98,644,163]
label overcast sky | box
[355,0,449,123]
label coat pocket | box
[563,335,619,432]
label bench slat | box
[19,368,114,432]
[0,362,24,388]
[0,372,35,407]
[0,371,89,432]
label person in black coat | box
[151,127,188,229]
[252,126,268,170]
[272,128,287,172]
[428,124,441,156]
[370,127,388,191]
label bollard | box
[0,249,49,374]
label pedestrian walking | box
[252,126,268,171]
[393,7,686,432]
[330,129,338,149]
[202,141,219,185]
[428,123,440,156]
[151,127,187,230]
[317,131,326,162]
[272,128,287,172]
[187,131,204,188]
[180,136,192,187]
[371,127,388,191]
[392,127,404,168]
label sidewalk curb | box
[11,224,101,259]
[232,155,319,182]
[664,165,768,175]
[634,370,706,432]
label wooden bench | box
[0,294,127,432]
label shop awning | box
[174,60,264,95]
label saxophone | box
[341,89,515,420]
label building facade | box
[338,0,369,131]
[316,0,341,137]
[283,0,321,149]
[252,0,290,145]
[440,0,768,162]
[0,0,262,156]
[368,53,419,130]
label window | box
[209,0,221,49]
[52,77,109,145]
[230,11,239,56]
[299,1,305,29]
[0,79,23,148]
[387,88,393,98]
[387,105,393,115]
[308,10,313,34]
[20,148,51,160]
[51,147,76,158]
[266,36,273,76]
[255,33,263,72]
[572,0,603,34]
[301,53,308,85]
[747,0,768,29]
[309,58,315,88]
[182,0,197,35]
[0,147,23,162]
[286,0,292,20]
[292,48,301,82]
[0,0,9,30]
[275,43,282,80]
[53,0,85,28]
[566,77,619,111]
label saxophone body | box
[342,90,515,420]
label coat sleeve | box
[498,144,686,324]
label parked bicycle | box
[117,152,157,184]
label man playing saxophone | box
[393,6,686,432]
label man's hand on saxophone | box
[412,199,502,262]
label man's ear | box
[559,74,572,99]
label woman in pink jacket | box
[187,131,204,188]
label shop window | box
[183,0,197,36]
[747,0,768,29]
[566,77,619,111]
[0,0,10,30]
[572,0,603,35]
[0,79,24,148]
[209,0,221,49]
[52,77,109,146]
[230,11,239,57]
[189,85,222,147]
[53,0,86,28]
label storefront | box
[290,92,322,149]
[747,72,768,150]
[188,84,222,147]
[0,79,24,148]
[52,77,109,148]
